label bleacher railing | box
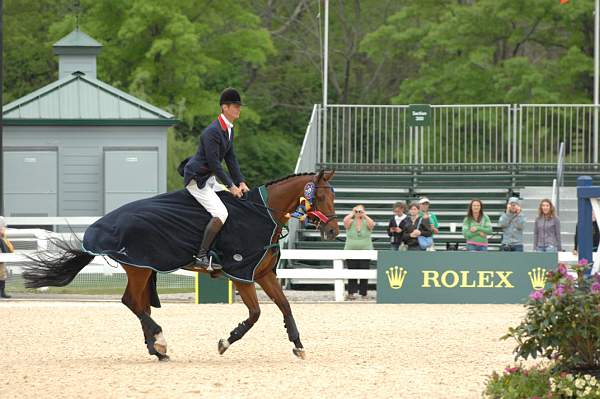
[553,142,566,215]
[287,105,320,250]
[315,104,600,170]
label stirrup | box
[194,254,222,271]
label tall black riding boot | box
[0,280,11,299]
[194,217,224,270]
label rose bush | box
[504,260,600,370]
[485,260,600,398]
[485,367,600,398]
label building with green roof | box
[2,29,177,217]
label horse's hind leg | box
[256,271,305,359]
[122,265,169,361]
[218,281,260,355]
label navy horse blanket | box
[82,187,279,282]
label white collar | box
[220,113,234,129]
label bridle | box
[303,182,338,231]
[242,179,338,235]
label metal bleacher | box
[284,103,600,279]
[291,169,600,255]
[294,171,512,252]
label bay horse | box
[22,170,338,361]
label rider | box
[183,88,250,269]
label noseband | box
[303,182,338,230]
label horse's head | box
[309,170,339,241]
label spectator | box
[534,199,562,252]
[419,197,439,251]
[463,199,493,251]
[401,202,433,251]
[498,197,526,252]
[574,213,600,254]
[388,201,407,250]
[0,217,13,299]
[343,205,375,300]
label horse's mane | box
[264,172,315,187]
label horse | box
[22,170,338,361]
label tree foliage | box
[363,0,595,104]
[3,0,597,189]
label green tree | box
[166,129,197,191]
[3,0,72,103]
[362,0,595,104]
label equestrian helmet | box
[220,88,242,105]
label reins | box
[238,182,337,245]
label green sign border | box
[377,251,557,304]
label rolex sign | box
[377,251,557,304]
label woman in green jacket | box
[343,204,375,300]
[463,199,493,251]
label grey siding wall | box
[4,126,167,216]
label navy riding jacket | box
[183,118,245,189]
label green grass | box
[6,273,195,295]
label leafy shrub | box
[504,260,600,370]
[485,366,600,399]
[484,365,552,399]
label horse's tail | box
[23,237,95,288]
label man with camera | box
[498,197,526,252]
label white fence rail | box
[1,243,586,302]
[5,217,100,225]
[2,248,377,302]
[2,224,379,302]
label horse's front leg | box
[218,281,260,355]
[256,271,305,359]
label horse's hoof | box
[154,343,167,355]
[218,338,229,355]
[157,353,170,362]
[154,332,168,356]
[293,348,306,360]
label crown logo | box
[386,266,407,289]
[528,267,547,290]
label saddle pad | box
[82,187,279,282]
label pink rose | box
[579,258,589,266]
[553,284,567,297]
[529,290,544,301]
[557,264,568,276]
[592,282,600,294]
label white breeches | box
[186,177,228,223]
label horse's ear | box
[315,170,325,182]
[323,169,335,181]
